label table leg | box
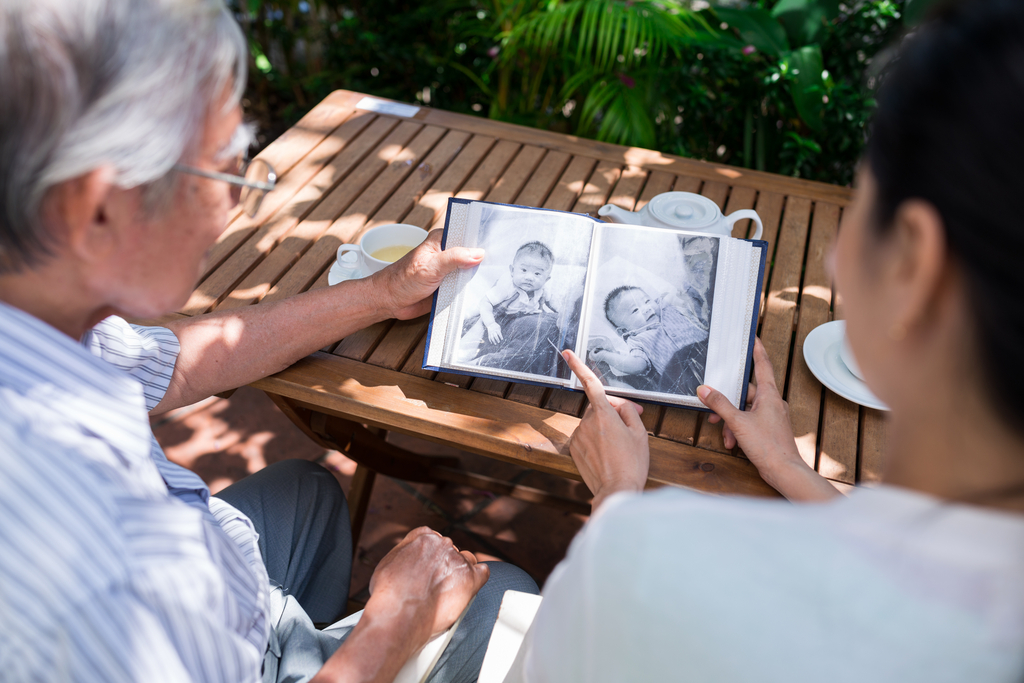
[348,464,376,550]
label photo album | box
[423,198,767,411]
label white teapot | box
[598,191,763,240]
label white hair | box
[0,0,247,272]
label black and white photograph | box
[451,203,594,381]
[583,227,719,397]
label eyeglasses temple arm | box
[171,163,276,192]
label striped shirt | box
[0,302,270,682]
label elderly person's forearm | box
[155,277,389,413]
[153,230,483,414]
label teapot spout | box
[597,204,641,225]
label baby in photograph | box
[459,241,564,375]
[590,284,709,395]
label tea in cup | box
[336,223,428,276]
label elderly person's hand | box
[697,338,839,502]
[371,229,484,320]
[561,349,650,512]
[367,527,489,640]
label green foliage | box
[234,0,912,186]
[655,0,902,184]
[492,1,708,148]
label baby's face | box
[510,253,552,293]
[609,289,659,331]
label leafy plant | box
[233,0,946,187]
[712,1,840,134]
[488,0,708,148]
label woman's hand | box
[371,230,484,320]
[697,338,840,502]
[367,527,489,640]
[562,349,650,512]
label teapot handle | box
[724,210,763,240]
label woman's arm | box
[152,231,483,414]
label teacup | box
[336,223,428,276]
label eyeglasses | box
[172,157,277,218]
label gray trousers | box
[216,459,539,683]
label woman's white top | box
[519,485,1024,682]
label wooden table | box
[149,89,887,529]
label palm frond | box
[577,79,621,134]
[504,0,701,73]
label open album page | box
[428,201,597,385]
[574,224,760,409]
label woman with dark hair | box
[510,1,1024,680]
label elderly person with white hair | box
[0,2,536,682]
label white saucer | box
[327,259,368,285]
[802,320,889,411]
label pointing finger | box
[562,349,614,413]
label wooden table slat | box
[634,171,675,210]
[700,180,730,211]
[819,390,861,484]
[785,202,840,469]
[672,175,702,194]
[606,166,648,211]
[859,408,888,483]
[751,192,787,323]
[512,150,573,208]
[758,197,813,391]
[401,333,433,378]
[409,138,519,229]
[366,318,430,370]
[361,131,484,230]
[483,146,549,206]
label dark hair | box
[513,240,554,266]
[604,285,643,327]
[868,0,1024,433]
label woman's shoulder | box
[531,486,1024,681]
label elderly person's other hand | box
[371,230,484,320]
[561,349,650,512]
[367,527,489,640]
[698,338,839,502]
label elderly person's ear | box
[43,166,120,263]
[885,198,950,338]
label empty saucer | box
[802,320,889,411]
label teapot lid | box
[647,192,722,229]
